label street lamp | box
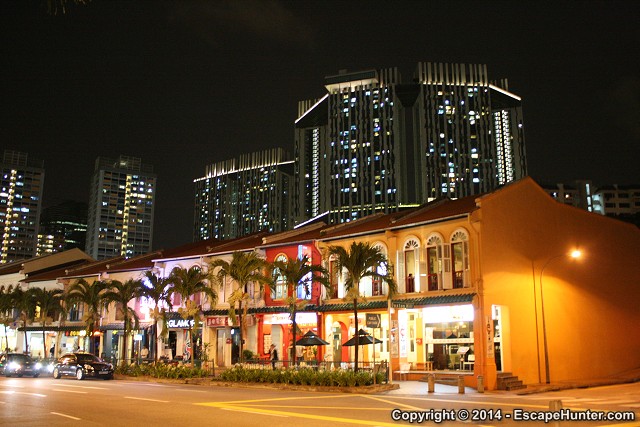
[540,250,581,384]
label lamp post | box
[539,250,581,384]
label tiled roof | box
[200,293,475,316]
[390,196,478,228]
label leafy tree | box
[0,285,15,351]
[271,255,329,365]
[327,242,396,372]
[209,251,272,361]
[65,279,110,355]
[29,287,64,358]
[102,279,145,365]
[167,266,217,367]
[140,270,173,362]
[11,286,37,353]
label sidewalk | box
[386,367,640,396]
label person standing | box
[269,344,278,370]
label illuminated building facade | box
[37,200,88,256]
[194,148,294,241]
[85,156,156,260]
[294,63,527,225]
[0,150,45,263]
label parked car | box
[0,352,42,377]
[52,352,114,380]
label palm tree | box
[139,270,173,362]
[11,286,37,353]
[102,279,145,365]
[328,242,396,372]
[271,255,329,365]
[209,251,272,362]
[29,287,64,358]
[167,266,217,367]
[0,285,15,352]
[65,279,110,355]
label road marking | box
[124,396,169,403]
[175,388,206,393]
[362,394,423,410]
[0,390,46,397]
[375,395,549,409]
[51,411,81,421]
[53,383,107,390]
[52,389,87,394]
[216,394,353,405]
[201,403,404,426]
[221,407,289,417]
[237,404,391,411]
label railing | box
[428,274,439,291]
[453,271,464,288]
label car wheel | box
[33,373,39,378]
[52,367,61,379]
[104,374,113,380]
[17,374,23,378]
[76,368,84,380]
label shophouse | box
[154,233,269,366]
[0,248,93,357]
[311,177,640,390]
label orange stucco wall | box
[475,178,640,384]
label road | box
[0,377,638,426]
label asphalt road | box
[0,377,638,426]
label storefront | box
[261,312,319,363]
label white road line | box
[124,396,169,403]
[175,388,206,393]
[51,411,81,421]
[52,389,87,394]
[52,383,107,390]
[221,407,289,417]
[0,390,46,397]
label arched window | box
[328,254,340,299]
[371,242,388,296]
[451,229,470,288]
[426,233,446,291]
[400,238,420,293]
[271,254,288,300]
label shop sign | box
[265,312,316,325]
[206,316,228,327]
[366,313,381,328]
[392,302,414,309]
[167,319,194,329]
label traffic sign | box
[366,313,381,328]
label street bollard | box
[427,373,435,393]
[549,400,563,410]
[477,375,484,393]
[457,375,465,394]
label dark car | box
[0,352,42,377]
[53,352,114,380]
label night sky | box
[1,1,639,251]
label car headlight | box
[47,364,54,373]
[35,362,43,370]
[8,362,21,370]
[85,365,94,372]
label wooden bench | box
[394,363,412,381]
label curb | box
[115,375,400,394]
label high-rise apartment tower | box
[0,150,45,263]
[85,156,156,260]
[194,148,294,240]
[295,62,527,225]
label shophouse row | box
[2,178,638,391]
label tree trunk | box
[353,299,358,373]
[188,323,194,367]
[122,314,129,365]
[238,301,243,361]
[292,307,297,366]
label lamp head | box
[570,250,581,259]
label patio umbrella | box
[295,330,329,346]
[342,329,382,346]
